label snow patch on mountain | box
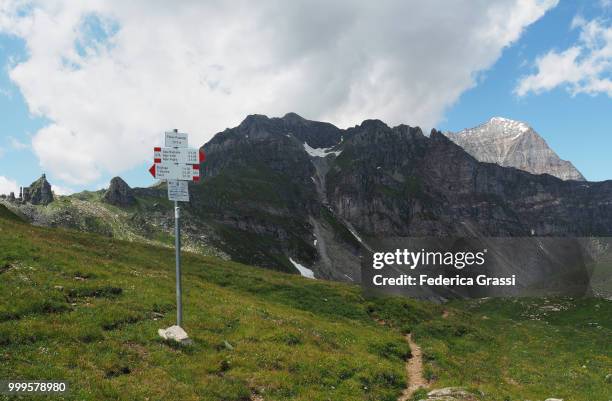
[464,116,530,139]
[347,226,363,244]
[303,142,342,158]
[289,258,316,279]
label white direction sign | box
[154,147,199,165]
[167,180,189,202]
[165,131,188,148]
[149,131,203,184]
[153,163,198,181]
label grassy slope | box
[413,298,612,401]
[0,211,420,401]
[0,204,23,222]
[0,213,610,401]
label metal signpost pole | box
[153,130,203,343]
[174,200,182,327]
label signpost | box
[154,147,201,165]
[164,131,188,148]
[150,129,204,341]
[149,163,198,181]
[167,180,190,202]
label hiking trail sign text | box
[149,163,199,182]
[165,131,188,148]
[167,180,189,202]
[155,147,200,165]
[148,131,205,185]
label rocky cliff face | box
[103,177,136,207]
[328,123,610,237]
[194,113,356,279]
[445,117,585,181]
[23,174,54,205]
[195,114,612,287]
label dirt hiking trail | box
[398,333,427,401]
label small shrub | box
[101,315,141,331]
[151,302,173,313]
[410,388,429,401]
[424,366,437,381]
[277,332,302,346]
[219,359,231,372]
[104,365,131,378]
[67,286,122,299]
[79,327,103,343]
[369,340,409,360]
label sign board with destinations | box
[149,133,203,185]
[167,180,189,202]
[149,130,203,205]
[165,131,188,148]
[154,147,205,165]
[149,163,199,181]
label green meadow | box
[0,205,610,401]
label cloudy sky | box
[0,0,611,194]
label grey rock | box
[446,117,585,181]
[103,177,136,207]
[417,387,479,401]
[23,174,54,205]
[158,325,191,344]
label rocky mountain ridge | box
[197,114,611,295]
[3,113,611,300]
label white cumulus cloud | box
[516,18,612,97]
[0,175,19,195]
[0,0,557,185]
[52,184,74,196]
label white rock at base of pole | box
[158,325,192,345]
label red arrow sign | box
[149,164,156,178]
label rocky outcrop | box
[446,117,585,181]
[103,177,136,207]
[196,113,329,275]
[23,174,54,205]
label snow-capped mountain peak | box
[446,117,585,181]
